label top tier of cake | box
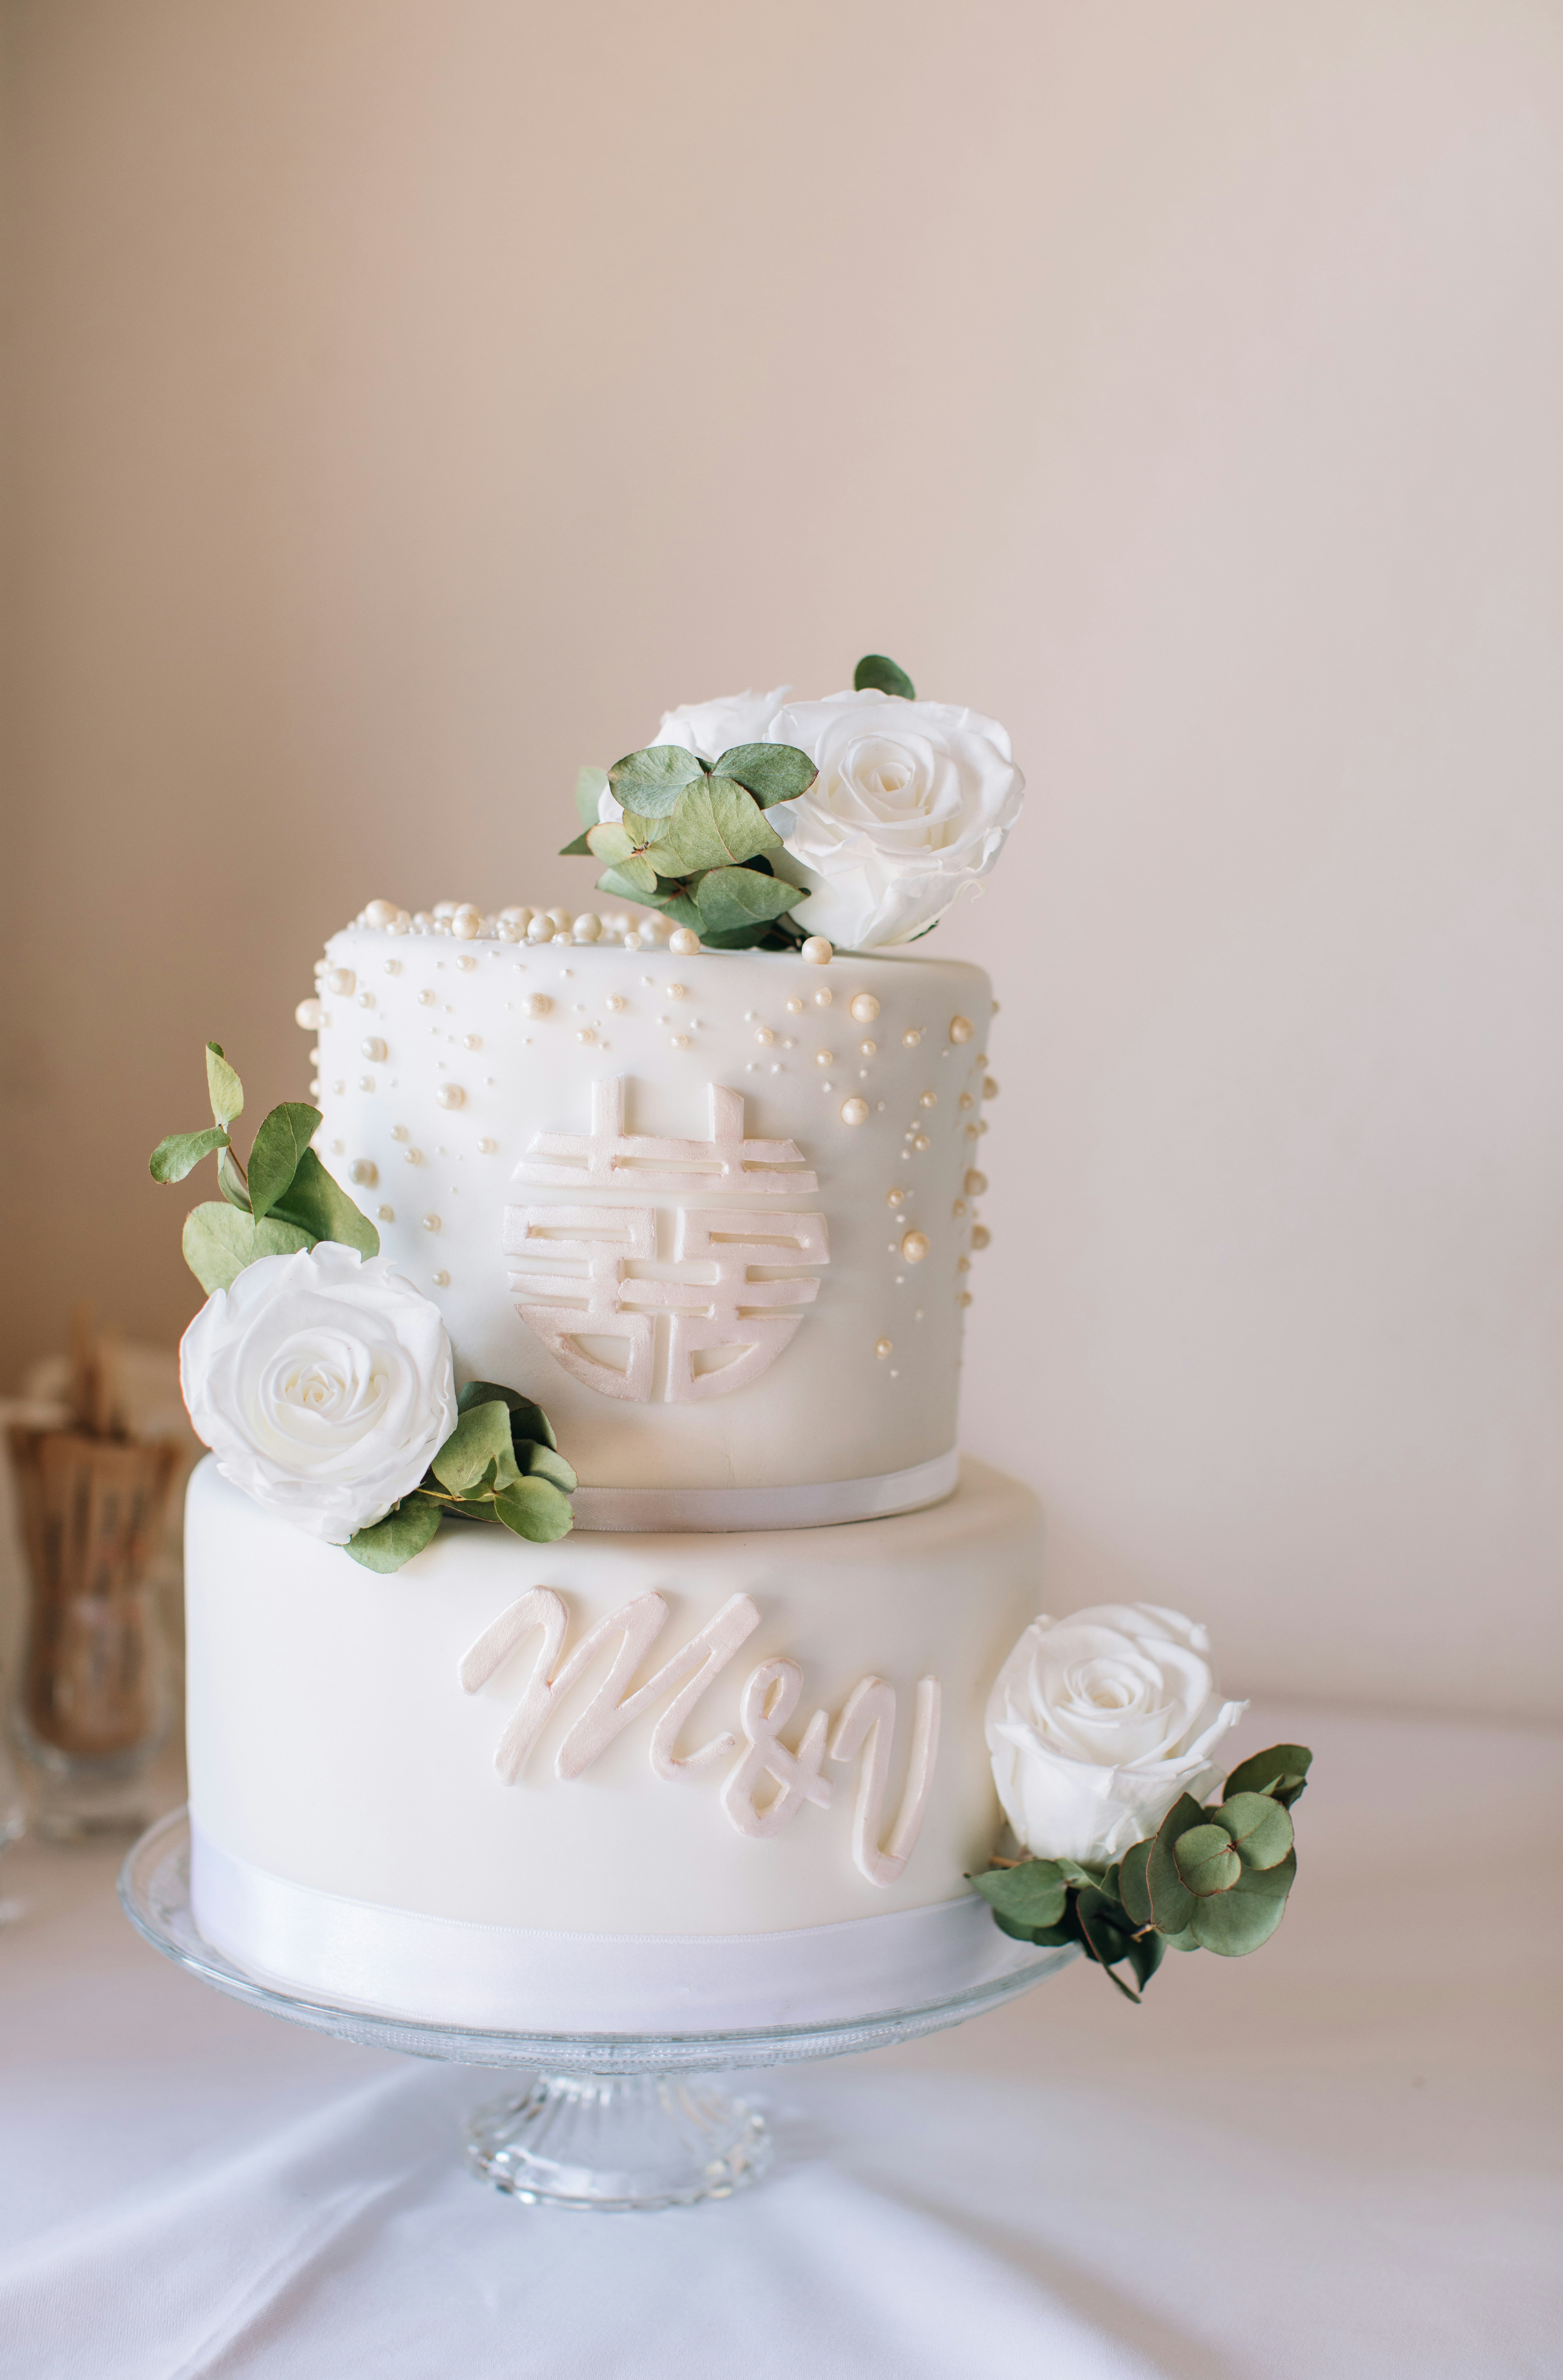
[307,922,994,1525]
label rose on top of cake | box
[566,651,1024,955]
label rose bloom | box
[985,1604,1247,1866]
[766,689,1024,949]
[179,1243,457,1542]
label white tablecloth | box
[0,1705,1558,2380]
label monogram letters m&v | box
[457,1590,941,1889]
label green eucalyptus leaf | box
[992,1910,1077,1947]
[205,1043,244,1128]
[607,745,705,818]
[587,820,638,863]
[1222,1743,1313,1810]
[713,743,818,807]
[1212,1791,1294,1872]
[456,1381,559,1448]
[247,1102,325,1221]
[1189,1850,1296,1956]
[269,1148,379,1257]
[635,885,706,930]
[217,1147,252,1212]
[1073,1890,1142,2000]
[693,923,789,950]
[181,1203,312,1294]
[149,1125,228,1184]
[594,856,659,900]
[645,777,781,875]
[1054,1856,1109,1893]
[1145,1793,1204,1935]
[575,764,609,829]
[493,1476,575,1543]
[432,1399,517,1498]
[1117,1838,1155,1928]
[520,1441,578,1493]
[344,1494,444,1572]
[559,830,594,857]
[1125,1926,1167,1994]
[695,865,804,936]
[1173,1823,1243,1898]
[968,1861,1069,1932]
[853,654,915,700]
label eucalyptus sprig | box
[561,739,818,950]
[345,1382,576,1570]
[150,1043,379,1293]
[970,1744,1312,2003]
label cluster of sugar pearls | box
[357,897,695,951]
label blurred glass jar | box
[8,1424,181,1839]
[0,1725,23,1881]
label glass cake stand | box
[120,1807,1072,2212]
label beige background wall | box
[3,0,1560,1715]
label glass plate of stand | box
[121,1806,1072,2213]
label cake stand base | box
[120,1809,1072,2213]
[467,2070,771,2209]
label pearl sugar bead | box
[668,927,699,956]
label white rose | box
[179,1243,457,1543]
[597,687,792,822]
[985,1604,1247,1866]
[765,689,1025,949]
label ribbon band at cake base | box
[568,1449,960,1535]
[189,1827,1039,2033]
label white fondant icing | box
[188,1827,1068,2032]
[830,1674,942,1886]
[459,1586,761,1785]
[185,1457,1038,1956]
[568,1448,960,1533]
[310,935,991,1504]
[505,1200,829,1405]
[457,1577,937,1887]
[515,1076,819,1197]
[722,1659,835,1839]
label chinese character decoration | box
[505,1079,829,1403]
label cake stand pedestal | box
[120,1808,1071,2213]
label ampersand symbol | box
[720,1658,834,1839]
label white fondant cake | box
[181,863,1035,2030]
[306,929,993,1525]
[184,1455,1042,2028]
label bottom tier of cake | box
[184,1455,1041,2031]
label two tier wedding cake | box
[161,658,1305,2034]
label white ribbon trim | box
[569,1449,960,1535]
[190,1827,1026,2032]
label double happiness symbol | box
[504,1078,829,1403]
